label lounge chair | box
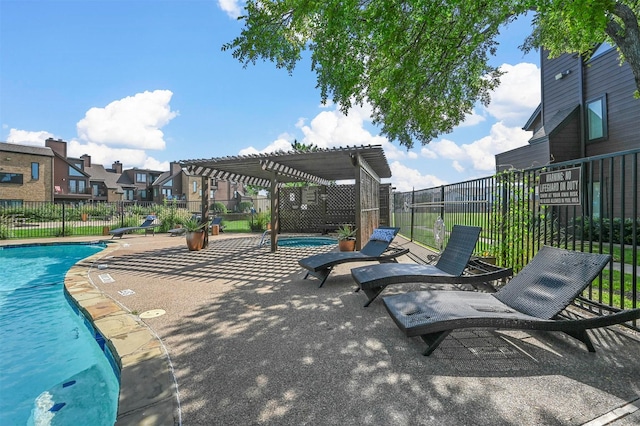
[109,215,160,239]
[352,225,512,306]
[383,246,640,356]
[299,227,409,287]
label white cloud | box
[76,89,178,149]
[218,0,243,19]
[238,138,292,155]
[457,108,486,127]
[66,140,150,168]
[389,161,447,192]
[6,129,54,146]
[461,121,531,171]
[429,138,466,159]
[485,62,540,125]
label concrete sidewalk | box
[7,233,640,425]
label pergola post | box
[270,172,279,252]
[201,175,209,248]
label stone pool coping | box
[64,242,178,425]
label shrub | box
[211,202,227,214]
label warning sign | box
[539,166,582,206]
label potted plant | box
[183,218,207,251]
[336,224,357,252]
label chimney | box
[112,161,123,174]
[45,138,67,157]
[80,154,91,167]
[170,161,182,175]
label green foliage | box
[183,218,207,232]
[157,202,191,232]
[223,0,513,148]
[237,201,253,213]
[225,1,640,146]
[570,216,640,245]
[490,170,537,271]
[211,202,227,214]
[336,224,356,241]
[249,211,270,231]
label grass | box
[588,269,639,310]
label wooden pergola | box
[180,145,392,251]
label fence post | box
[410,188,415,241]
[61,203,66,237]
[439,185,445,222]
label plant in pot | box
[183,218,207,251]
[336,224,357,252]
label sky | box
[1,0,541,192]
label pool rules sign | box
[539,166,582,206]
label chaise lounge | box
[382,246,640,356]
[352,225,513,306]
[109,215,160,239]
[299,227,409,287]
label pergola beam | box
[260,160,331,186]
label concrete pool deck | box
[3,233,640,425]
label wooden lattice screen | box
[278,183,392,237]
[357,167,380,247]
[279,185,355,233]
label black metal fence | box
[394,148,639,330]
[0,199,262,239]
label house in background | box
[2,138,246,209]
[496,43,640,218]
[45,138,94,203]
[496,43,640,170]
[81,154,123,202]
[117,166,162,202]
[152,162,246,212]
[0,142,54,206]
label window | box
[139,189,147,199]
[136,173,147,183]
[591,182,601,219]
[0,199,23,208]
[163,179,173,187]
[161,188,172,197]
[69,179,86,194]
[193,181,197,193]
[69,165,83,176]
[92,184,100,196]
[0,173,23,184]
[31,163,39,180]
[586,95,607,141]
[124,189,134,200]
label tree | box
[291,139,319,152]
[223,1,640,148]
[525,1,640,96]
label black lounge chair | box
[298,227,409,287]
[352,225,512,306]
[109,216,160,239]
[383,246,640,356]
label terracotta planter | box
[338,239,356,252]
[81,213,88,222]
[186,230,205,251]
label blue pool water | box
[0,243,119,425]
[276,236,337,247]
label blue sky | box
[1,1,540,192]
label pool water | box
[0,243,119,425]
[276,236,337,247]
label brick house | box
[0,142,54,206]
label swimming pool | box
[276,236,337,247]
[0,243,119,425]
